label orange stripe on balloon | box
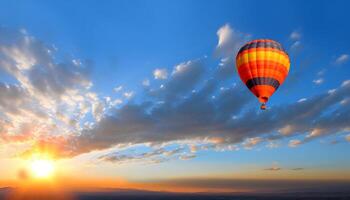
[237,61,289,81]
[238,70,286,84]
[237,48,289,59]
[237,60,289,74]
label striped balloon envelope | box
[236,39,290,110]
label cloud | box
[147,59,206,100]
[243,137,262,149]
[0,27,118,154]
[335,54,349,65]
[279,125,297,136]
[266,141,279,149]
[214,24,250,79]
[142,79,150,87]
[123,91,134,99]
[290,30,302,40]
[264,162,281,171]
[297,98,307,103]
[55,75,350,158]
[289,140,302,147]
[113,85,123,92]
[291,168,304,171]
[313,78,324,85]
[60,67,350,159]
[289,30,302,53]
[2,26,350,163]
[317,69,326,76]
[215,24,250,57]
[342,80,350,87]
[153,68,168,80]
[98,146,189,164]
[264,166,281,171]
[179,153,196,160]
[290,41,301,51]
[346,134,350,142]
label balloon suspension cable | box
[260,103,266,110]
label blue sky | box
[2,0,348,99]
[0,0,350,192]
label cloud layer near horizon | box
[0,25,349,163]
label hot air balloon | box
[236,39,290,110]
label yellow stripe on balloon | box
[236,50,290,71]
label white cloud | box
[215,24,250,58]
[317,69,326,76]
[297,98,307,103]
[111,99,123,106]
[153,68,168,79]
[335,54,349,65]
[142,79,150,86]
[92,101,105,121]
[313,78,324,85]
[290,41,301,51]
[340,97,349,105]
[328,89,337,94]
[290,30,301,40]
[266,141,279,149]
[114,85,123,92]
[123,91,134,99]
[72,59,82,66]
[214,24,250,79]
[341,80,350,87]
[289,30,302,52]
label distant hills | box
[1,187,350,200]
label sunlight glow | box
[30,159,55,178]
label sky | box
[0,0,350,193]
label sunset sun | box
[30,159,55,179]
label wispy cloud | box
[113,85,123,92]
[335,54,349,65]
[264,166,281,171]
[290,41,301,51]
[98,147,188,164]
[123,91,134,99]
[264,162,281,171]
[290,30,302,40]
[142,79,150,86]
[291,168,304,171]
[153,68,168,80]
[346,134,350,142]
[179,153,196,160]
[313,78,324,85]
[243,137,262,149]
[289,140,302,148]
[289,30,302,52]
[297,98,307,103]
